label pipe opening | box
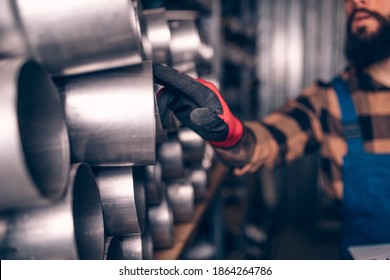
[17,61,69,199]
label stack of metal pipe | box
[0,0,216,259]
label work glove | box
[153,63,243,148]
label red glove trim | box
[197,78,244,148]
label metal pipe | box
[135,163,163,206]
[144,8,171,64]
[148,188,174,249]
[93,166,146,236]
[13,0,145,76]
[167,13,201,65]
[118,219,153,260]
[189,168,208,202]
[178,127,206,168]
[59,61,156,166]
[0,58,70,211]
[166,179,195,223]
[157,136,186,181]
[104,236,124,260]
[0,164,104,260]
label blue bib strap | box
[331,77,365,153]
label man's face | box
[345,0,390,36]
[345,0,390,69]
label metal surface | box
[178,127,206,168]
[59,61,156,166]
[14,0,144,76]
[148,189,174,249]
[189,168,208,202]
[0,58,70,211]
[144,8,171,64]
[157,136,186,181]
[135,163,163,206]
[93,167,146,236]
[166,180,195,223]
[104,236,124,260]
[183,240,217,260]
[0,0,30,58]
[167,15,201,65]
[118,219,153,260]
[0,164,104,260]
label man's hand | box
[153,63,243,148]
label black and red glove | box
[153,63,243,148]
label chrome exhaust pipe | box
[0,164,104,260]
[59,61,156,166]
[0,58,70,211]
[93,166,146,236]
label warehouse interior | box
[0,0,347,260]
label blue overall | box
[331,77,390,259]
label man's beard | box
[345,8,390,70]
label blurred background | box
[0,0,347,260]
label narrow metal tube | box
[104,236,124,260]
[0,164,104,260]
[178,127,206,168]
[144,8,171,63]
[135,163,163,206]
[93,166,146,236]
[166,179,195,223]
[157,136,186,181]
[59,61,156,166]
[189,168,208,202]
[118,219,154,260]
[148,188,174,249]
[13,0,145,76]
[0,58,70,211]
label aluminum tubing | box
[148,188,174,249]
[60,61,156,166]
[166,179,195,223]
[189,168,208,202]
[14,0,145,76]
[118,219,154,260]
[167,16,201,65]
[178,127,206,168]
[134,163,163,206]
[104,236,124,260]
[144,8,171,64]
[0,164,105,260]
[0,58,70,211]
[0,0,30,59]
[93,166,146,236]
[157,136,186,181]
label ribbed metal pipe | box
[118,219,154,260]
[178,127,206,168]
[93,166,146,236]
[148,189,174,249]
[9,0,145,76]
[104,236,124,260]
[59,61,156,166]
[135,163,163,206]
[144,8,171,64]
[157,136,185,181]
[166,179,195,223]
[0,164,104,260]
[0,58,70,211]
